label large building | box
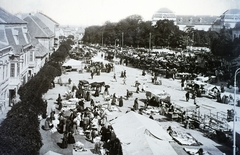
[232,22,240,41]
[152,8,177,26]
[0,7,59,111]
[212,9,240,32]
[0,7,33,107]
[152,8,240,33]
[152,8,217,31]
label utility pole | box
[102,32,103,47]
[122,32,124,49]
[149,32,151,53]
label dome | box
[152,7,176,19]
[155,7,174,14]
[223,9,240,15]
[235,22,240,29]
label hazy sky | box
[0,0,239,26]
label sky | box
[0,0,239,26]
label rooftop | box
[0,7,26,24]
[176,15,217,25]
[23,15,54,38]
[223,9,240,15]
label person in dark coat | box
[108,138,123,155]
[86,91,91,101]
[68,132,75,144]
[100,125,107,142]
[118,96,123,107]
[111,93,117,105]
[185,91,190,102]
[133,98,139,110]
[57,132,68,149]
[90,99,95,108]
[105,126,112,142]
[42,117,53,130]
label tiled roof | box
[234,22,240,29]
[34,42,48,58]
[0,42,9,49]
[36,12,59,25]
[24,15,54,38]
[223,9,240,15]
[31,16,54,36]
[0,7,26,24]
[156,8,174,14]
[212,18,221,25]
[0,28,8,45]
[5,27,30,55]
[176,15,217,25]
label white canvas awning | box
[62,59,82,69]
[44,150,63,155]
[111,111,177,155]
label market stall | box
[146,90,171,104]
[62,59,83,72]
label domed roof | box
[234,22,240,29]
[223,9,240,15]
[156,8,174,14]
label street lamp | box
[233,68,240,155]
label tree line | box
[0,38,73,154]
[82,14,240,59]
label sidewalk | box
[0,104,11,125]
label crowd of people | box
[40,46,237,155]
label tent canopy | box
[62,59,82,69]
[111,111,177,155]
[91,57,109,64]
[44,150,63,155]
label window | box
[30,51,33,62]
[10,63,15,77]
[2,65,4,80]
[23,27,29,43]
[17,63,20,76]
[12,29,19,45]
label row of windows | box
[1,51,34,82]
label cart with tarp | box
[146,90,171,105]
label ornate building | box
[152,8,177,26]
[232,22,240,41]
[0,7,33,107]
[212,9,240,32]
[152,7,218,31]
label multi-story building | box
[0,7,59,110]
[22,14,55,57]
[176,15,217,31]
[152,8,177,26]
[34,12,60,49]
[152,7,218,31]
[232,22,240,41]
[18,13,55,74]
[0,7,33,107]
[212,9,240,32]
